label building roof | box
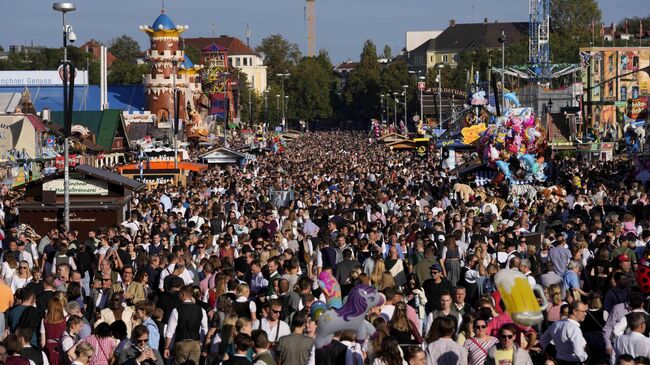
[0,92,21,114]
[184,36,259,56]
[78,40,116,67]
[152,12,177,31]
[74,164,146,191]
[334,61,358,72]
[411,38,437,53]
[202,43,227,53]
[433,21,528,52]
[49,109,122,151]
[180,54,194,69]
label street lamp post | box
[393,92,398,128]
[402,85,408,131]
[53,2,76,232]
[284,95,289,127]
[498,31,507,110]
[436,64,444,128]
[275,94,280,126]
[276,73,290,129]
[419,76,425,121]
[263,89,269,130]
[380,94,385,123]
[172,59,179,168]
[248,82,252,128]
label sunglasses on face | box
[474,324,487,329]
[431,271,440,275]
[500,334,514,340]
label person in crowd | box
[540,301,589,364]
[0,131,648,365]
[425,316,468,365]
[464,317,498,365]
[163,285,208,365]
[485,323,533,365]
[117,325,163,365]
[275,312,313,365]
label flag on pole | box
[625,19,629,34]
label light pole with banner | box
[53,2,76,232]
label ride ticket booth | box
[16,164,145,237]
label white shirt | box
[165,300,209,340]
[251,318,290,342]
[540,318,588,362]
[613,309,648,337]
[160,194,172,212]
[19,251,34,269]
[158,265,194,290]
[614,331,650,359]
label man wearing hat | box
[422,263,452,312]
[612,233,638,269]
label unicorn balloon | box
[314,284,385,348]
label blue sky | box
[0,0,647,64]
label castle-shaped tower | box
[139,11,200,127]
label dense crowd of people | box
[0,131,648,365]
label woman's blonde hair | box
[75,342,95,359]
[549,284,562,305]
[370,259,385,288]
[378,272,395,291]
[235,283,250,298]
[389,302,410,332]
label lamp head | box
[53,2,76,13]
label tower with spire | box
[139,10,201,127]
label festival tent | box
[0,115,44,161]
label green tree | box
[383,45,392,59]
[184,45,201,64]
[109,35,141,63]
[344,40,382,122]
[108,60,148,84]
[286,51,335,123]
[550,0,601,63]
[255,34,301,78]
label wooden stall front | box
[17,164,145,237]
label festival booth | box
[118,148,207,189]
[575,142,615,161]
[0,114,50,187]
[199,147,254,167]
[16,164,145,237]
[279,129,303,142]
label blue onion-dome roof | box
[152,12,176,31]
[180,54,194,69]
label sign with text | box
[0,70,88,86]
[134,175,176,185]
[43,179,108,196]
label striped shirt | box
[464,336,498,365]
